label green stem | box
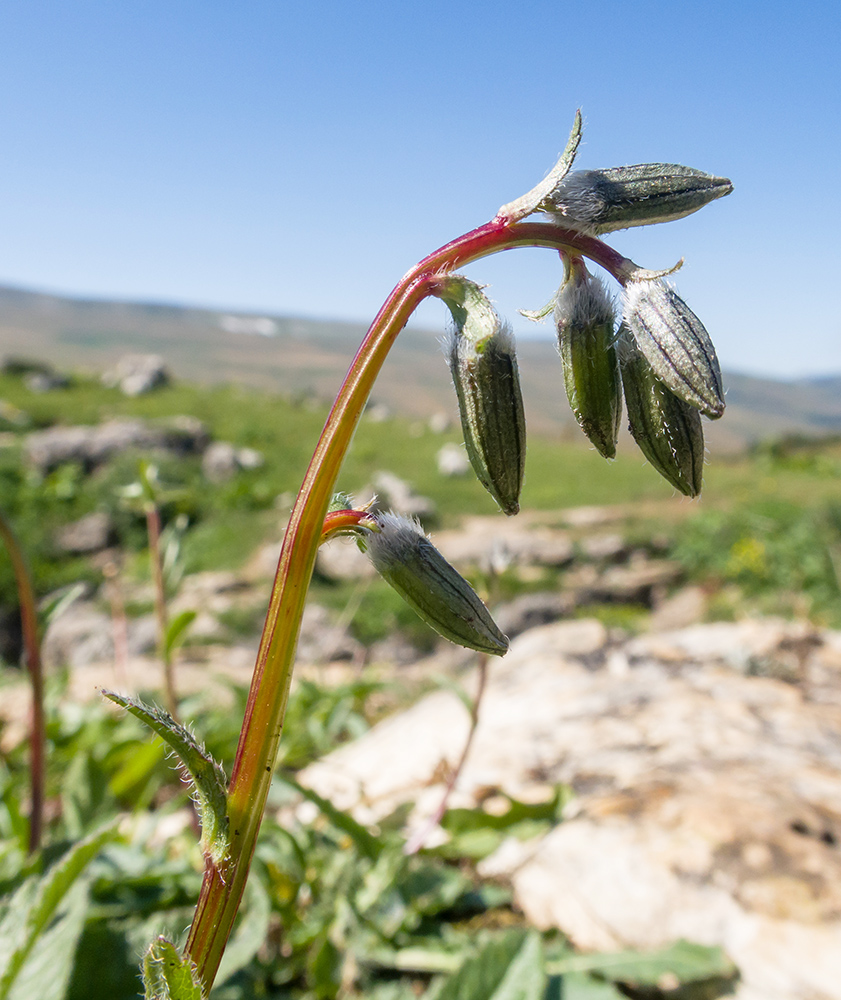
[0,510,45,854]
[183,217,639,989]
[145,503,178,721]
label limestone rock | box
[296,604,365,666]
[315,535,376,582]
[299,617,841,1000]
[434,516,574,570]
[436,443,470,477]
[25,371,69,392]
[493,592,576,639]
[369,471,436,521]
[54,512,115,554]
[201,441,265,482]
[25,416,208,473]
[102,353,169,396]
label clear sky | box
[0,1,838,378]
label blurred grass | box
[2,370,840,625]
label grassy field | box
[1,368,840,628]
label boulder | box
[201,441,264,482]
[369,471,436,521]
[25,371,69,392]
[493,591,576,639]
[299,617,841,1000]
[102,354,169,396]
[315,535,376,582]
[54,512,114,554]
[25,416,208,473]
[434,516,574,570]
[436,443,470,477]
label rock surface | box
[102,353,169,396]
[25,416,208,473]
[201,441,264,482]
[54,512,115,554]
[300,618,841,1000]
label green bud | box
[554,257,621,458]
[435,275,526,516]
[623,278,724,419]
[544,163,733,234]
[362,512,508,656]
[618,329,704,497]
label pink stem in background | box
[0,510,45,854]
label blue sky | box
[0,1,838,378]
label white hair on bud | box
[554,272,616,331]
[446,317,515,369]
[365,511,426,568]
[544,170,607,234]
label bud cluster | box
[496,113,732,498]
[324,117,731,662]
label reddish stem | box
[183,217,637,988]
[0,510,45,854]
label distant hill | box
[1,282,839,451]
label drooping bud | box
[618,329,704,497]
[361,512,509,656]
[623,277,724,420]
[433,275,526,516]
[543,164,733,234]
[554,255,621,459]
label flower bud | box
[435,276,526,516]
[544,164,732,234]
[618,330,704,497]
[362,513,509,655]
[623,278,724,419]
[554,257,621,459]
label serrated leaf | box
[0,823,118,1000]
[142,938,203,1000]
[429,930,545,1000]
[102,691,229,864]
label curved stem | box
[0,510,45,854]
[183,217,635,989]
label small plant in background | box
[0,111,733,998]
[118,462,194,719]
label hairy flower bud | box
[435,276,526,516]
[623,278,724,419]
[618,330,704,497]
[554,257,621,459]
[544,164,732,234]
[362,513,508,655]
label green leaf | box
[435,787,571,859]
[7,879,92,1000]
[0,823,118,1000]
[429,930,545,1000]
[164,609,197,659]
[279,775,380,861]
[142,938,203,1000]
[549,972,624,998]
[102,691,230,864]
[214,872,271,987]
[546,940,738,990]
